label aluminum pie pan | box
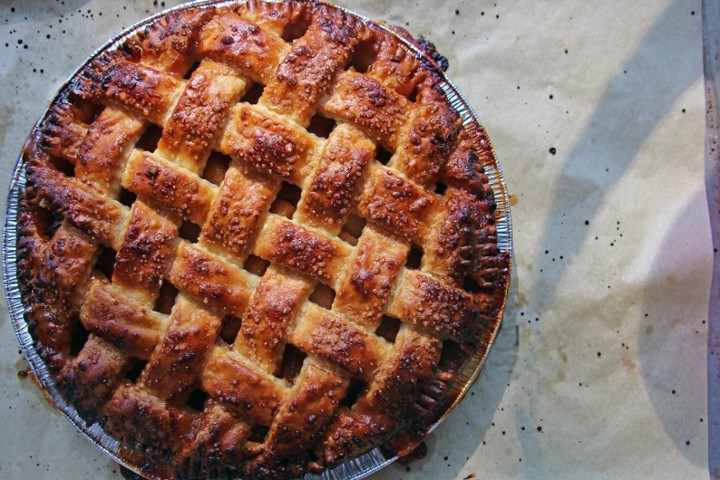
[1,1,513,479]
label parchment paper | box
[0,0,711,479]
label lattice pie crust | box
[15,1,510,478]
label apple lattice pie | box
[14,1,510,478]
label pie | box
[13,1,510,478]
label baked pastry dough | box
[14,1,510,478]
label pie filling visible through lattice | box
[14,1,510,478]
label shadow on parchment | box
[530,0,701,309]
[638,189,709,469]
[520,0,703,473]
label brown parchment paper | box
[0,0,711,479]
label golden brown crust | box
[15,2,510,478]
[132,9,213,76]
[365,324,441,411]
[176,400,252,477]
[318,403,395,467]
[333,225,409,329]
[292,304,391,379]
[423,188,499,285]
[296,124,375,232]
[105,383,197,474]
[157,60,249,172]
[220,104,315,183]
[260,5,365,126]
[200,166,276,258]
[236,266,313,374]
[249,360,348,476]
[387,269,498,347]
[366,30,424,97]
[440,129,495,198]
[75,107,145,196]
[202,345,288,425]
[238,0,311,37]
[123,150,217,225]
[254,215,352,285]
[17,211,98,371]
[112,201,178,302]
[320,70,410,150]
[199,12,289,83]
[40,97,90,164]
[356,164,439,244]
[79,278,165,360]
[141,295,223,403]
[318,324,440,465]
[56,335,129,422]
[95,58,185,124]
[167,242,255,317]
[391,78,462,187]
[28,162,127,247]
